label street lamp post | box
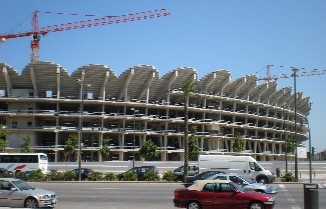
[131,108,138,168]
[308,102,313,183]
[282,105,288,173]
[76,76,91,181]
[292,67,299,182]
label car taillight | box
[174,191,180,198]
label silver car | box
[207,173,277,194]
[0,178,57,208]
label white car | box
[207,173,277,194]
[0,178,57,208]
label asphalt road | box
[27,182,326,209]
[49,160,326,183]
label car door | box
[212,183,245,209]
[200,183,219,209]
[0,180,24,207]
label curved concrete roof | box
[0,61,311,115]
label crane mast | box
[0,9,170,63]
[31,11,40,63]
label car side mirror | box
[10,187,17,191]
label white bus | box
[0,153,48,174]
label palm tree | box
[182,79,196,179]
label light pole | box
[292,67,299,182]
[308,102,313,183]
[76,76,91,181]
[282,105,288,173]
[131,108,138,168]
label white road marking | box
[278,184,301,209]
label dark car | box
[174,179,275,209]
[173,165,199,181]
[183,170,225,186]
[73,168,94,180]
[118,166,159,181]
[0,168,13,177]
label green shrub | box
[162,171,177,181]
[62,170,77,181]
[124,171,137,181]
[89,171,103,181]
[46,170,63,181]
[281,172,296,182]
[103,172,117,181]
[144,171,160,181]
[27,169,45,182]
[15,171,27,180]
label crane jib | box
[39,9,170,33]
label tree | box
[20,135,31,153]
[182,79,196,178]
[139,139,158,160]
[189,126,200,159]
[285,137,295,153]
[63,134,78,162]
[0,129,10,152]
[0,139,6,153]
[232,134,245,153]
[100,138,110,161]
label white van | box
[198,155,275,184]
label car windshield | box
[230,181,245,192]
[236,175,256,184]
[11,180,34,190]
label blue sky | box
[1,1,326,152]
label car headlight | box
[266,196,274,202]
[39,195,50,200]
[263,197,274,205]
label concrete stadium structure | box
[0,61,311,162]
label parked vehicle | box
[206,173,277,194]
[183,170,225,186]
[174,179,275,209]
[0,168,13,177]
[173,165,199,181]
[198,155,275,183]
[73,168,94,180]
[118,166,159,181]
[0,178,57,208]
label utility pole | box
[293,68,299,182]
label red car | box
[174,180,275,209]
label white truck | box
[198,154,275,184]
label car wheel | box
[187,201,202,209]
[24,197,39,208]
[249,201,264,209]
[257,177,268,184]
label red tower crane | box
[0,9,170,63]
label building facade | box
[0,62,310,162]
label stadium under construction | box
[0,61,311,162]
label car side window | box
[249,162,256,170]
[203,183,216,192]
[230,176,242,184]
[214,176,227,180]
[219,183,233,192]
[0,181,12,190]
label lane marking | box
[278,184,301,209]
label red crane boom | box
[0,9,170,63]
